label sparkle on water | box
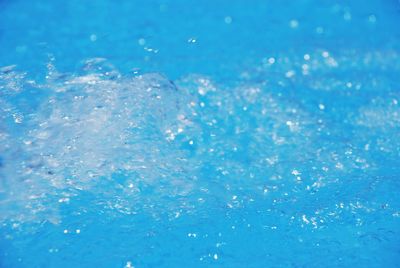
[0,0,400,267]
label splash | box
[0,61,195,222]
[1,51,399,227]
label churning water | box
[0,0,399,267]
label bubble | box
[224,16,232,24]
[289,19,299,28]
[343,12,352,21]
[89,34,97,42]
[322,51,329,58]
[316,26,324,34]
[368,14,377,23]
[138,38,146,46]
[268,57,276,64]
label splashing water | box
[1,48,400,266]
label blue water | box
[1,0,400,267]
